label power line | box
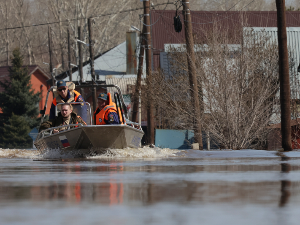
[226,0,247,11]
[0,2,172,32]
[139,0,172,27]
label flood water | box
[1,147,300,225]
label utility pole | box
[132,27,145,123]
[276,0,292,151]
[6,2,9,66]
[88,18,97,111]
[78,26,84,95]
[48,26,55,87]
[75,0,79,65]
[143,0,155,145]
[182,0,203,149]
[68,29,72,82]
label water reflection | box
[1,155,300,207]
[0,162,125,205]
[109,164,123,205]
[279,154,291,207]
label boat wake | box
[0,147,182,160]
[88,146,182,159]
[0,148,38,159]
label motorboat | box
[34,84,144,156]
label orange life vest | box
[93,93,124,125]
[52,90,81,106]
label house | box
[0,65,53,115]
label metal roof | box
[105,77,145,96]
[151,10,300,69]
[151,10,300,50]
[66,37,146,83]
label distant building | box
[150,11,300,80]
[61,31,145,89]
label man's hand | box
[53,129,59,133]
[134,125,141,129]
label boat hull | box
[34,125,144,155]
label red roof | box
[0,65,50,92]
[151,10,300,69]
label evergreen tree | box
[0,48,40,148]
[0,114,32,149]
[0,48,40,127]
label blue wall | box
[155,129,218,149]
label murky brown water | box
[0,148,300,225]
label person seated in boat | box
[39,103,86,133]
[93,93,124,125]
[49,80,85,120]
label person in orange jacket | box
[93,93,123,125]
[49,80,85,120]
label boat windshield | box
[56,102,92,125]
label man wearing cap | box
[49,80,85,120]
[93,93,123,125]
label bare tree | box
[12,0,36,64]
[0,1,15,65]
[0,0,297,72]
